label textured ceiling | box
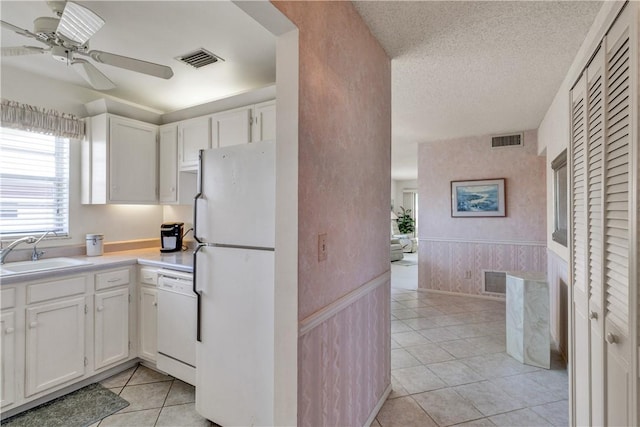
[1,1,276,113]
[353,1,602,180]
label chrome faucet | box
[0,236,37,264]
[31,231,57,261]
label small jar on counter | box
[86,234,104,256]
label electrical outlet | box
[318,233,328,262]
[465,271,472,279]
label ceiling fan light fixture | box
[56,1,104,45]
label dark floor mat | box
[1,383,129,427]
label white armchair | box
[391,220,418,253]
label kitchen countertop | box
[0,247,193,285]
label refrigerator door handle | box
[192,242,207,342]
[193,149,205,245]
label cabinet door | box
[1,311,15,408]
[159,125,178,203]
[178,116,211,170]
[109,116,158,203]
[139,286,157,362]
[95,288,130,370]
[602,9,633,426]
[570,73,591,427]
[212,108,251,148]
[25,297,85,397]
[251,101,276,143]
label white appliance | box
[193,141,276,426]
[156,269,196,385]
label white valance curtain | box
[0,99,85,139]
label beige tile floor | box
[376,285,569,427]
[61,256,567,427]
[91,364,215,427]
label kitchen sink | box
[0,257,93,276]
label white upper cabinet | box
[83,114,158,204]
[178,116,211,170]
[251,100,276,143]
[159,125,178,204]
[212,107,251,148]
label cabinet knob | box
[606,332,618,344]
[589,311,598,319]
[5,327,14,334]
[97,306,104,312]
[29,322,38,329]
[153,301,158,307]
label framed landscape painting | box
[451,178,506,217]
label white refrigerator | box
[193,141,275,426]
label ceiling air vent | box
[491,133,523,149]
[176,48,224,69]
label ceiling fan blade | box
[84,50,174,79]
[1,20,38,39]
[71,59,116,90]
[1,46,47,57]
[56,1,105,45]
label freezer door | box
[195,245,274,426]
[196,141,275,248]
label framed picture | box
[451,178,506,217]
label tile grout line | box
[153,378,176,426]
[387,288,568,426]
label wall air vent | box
[176,48,224,69]
[491,133,523,149]
[482,271,506,295]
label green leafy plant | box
[396,206,415,234]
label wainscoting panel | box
[298,279,390,427]
[419,239,547,296]
[547,249,569,360]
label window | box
[0,127,69,237]
[552,150,567,246]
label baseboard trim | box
[299,270,390,337]
[416,288,505,301]
[419,237,545,246]
[364,383,392,427]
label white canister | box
[86,234,104,256]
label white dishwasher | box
[157,269,196,386]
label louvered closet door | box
[603,6,633,426]
[586,46,605,427]
[570,73,591,427]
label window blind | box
[0,127,69,237]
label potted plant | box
[396,207,415,235]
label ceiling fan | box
[1,1,174,90]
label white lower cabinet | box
[94,287,130,369]
[1,310,16,407]
[25,296,86,397]
[138,286,158,362]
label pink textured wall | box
[273,2,391,425]
[418,130,546,242]
[419,240,547,295]
[418,130,547,295]
[299,283,390,426]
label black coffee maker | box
[160,222,184,253]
